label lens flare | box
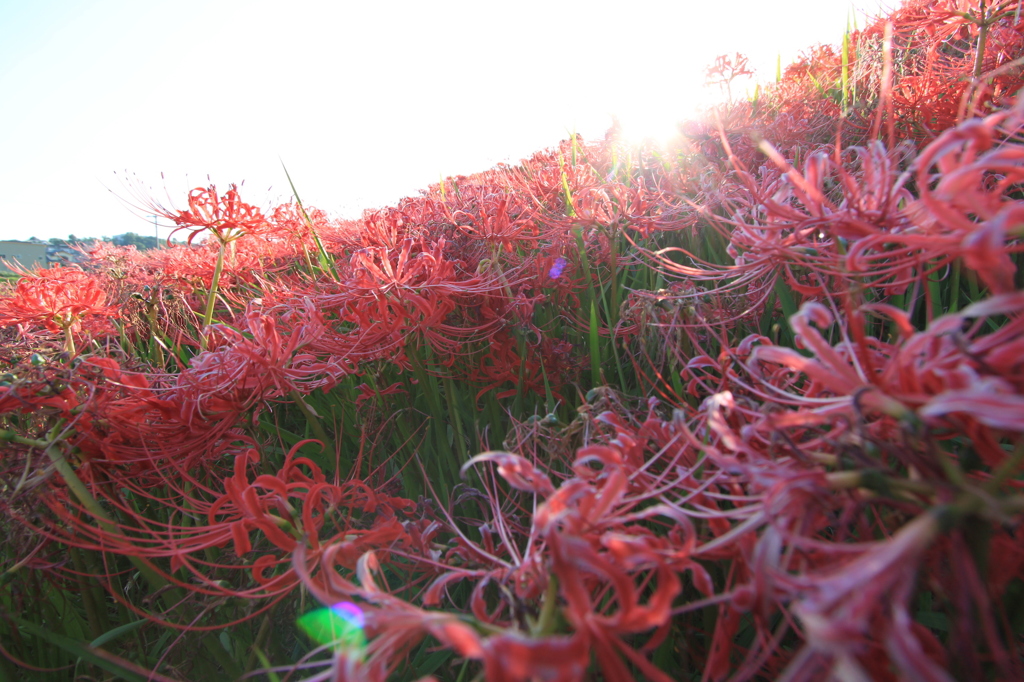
[297,602,367,651]
[548,257,567,280]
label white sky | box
[0,0,891,243]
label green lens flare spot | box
[296,602,367,652]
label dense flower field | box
[3,1,1024,679]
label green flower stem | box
[69,545,105,639]
[948,260,963,313]
[605,223,627,389]
[244,609,276,672]
[607,224,620,331]
[984,439,1024,493]
[62,322,76,356]
[973,0,990,79]
[199,239,227,352]
[442,371,469,464]
[531,575,560,636]
[409,351,455,490]
[1001,494,1024,515]
[826,469,937,498]
[289,389,336,464]
[146,302,165,367]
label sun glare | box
[611,81,724,148]
[614,111,682,148]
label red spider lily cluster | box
[0,266,118,351]
[2,2,1024,680]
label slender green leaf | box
[89,618,147,649]
[18,619,173,682]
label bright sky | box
[0,0,891,243]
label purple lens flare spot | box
[548,257,567,280]
[330,601,366,628]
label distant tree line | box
[107,232,163,250]
[40,233,179,251]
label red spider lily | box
[293,547,486,682]
[413,405,725,677]
[294,433,698,682]
[747,294,1024,467]
[357,206,414,250]
[105,239,272,295]
[0,355,91,425]
[81,295,352,470]
[0,266,118,342]
[27,434,421,616]
[460,435,709,679]
[780,511,943,680]
[449,194,538,253]
[268,202,335,247]
[162,183,268,245]
[353,381,406,407]
[82,240,145,284]
[696,138,933,303]
[328,236,512,361]
[471,332,541,402]
[569,181,665,237]
[460,451,555,496]
[502,139,605,233]
[705,52,753,103]
[59,349,252,472]
[0,381,80,417]
[172,302,339,420]
[543,531,681,682]
[205,444,412,571]
[908,103,1024,294]
[477,631,590,682]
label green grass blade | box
[89,619,148,649]
[280,159,338,281]
[842,27,850,113]
[17,619,170,682]
[589,301,602,386]
[773,276,798,346]
[252,646,282,682]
